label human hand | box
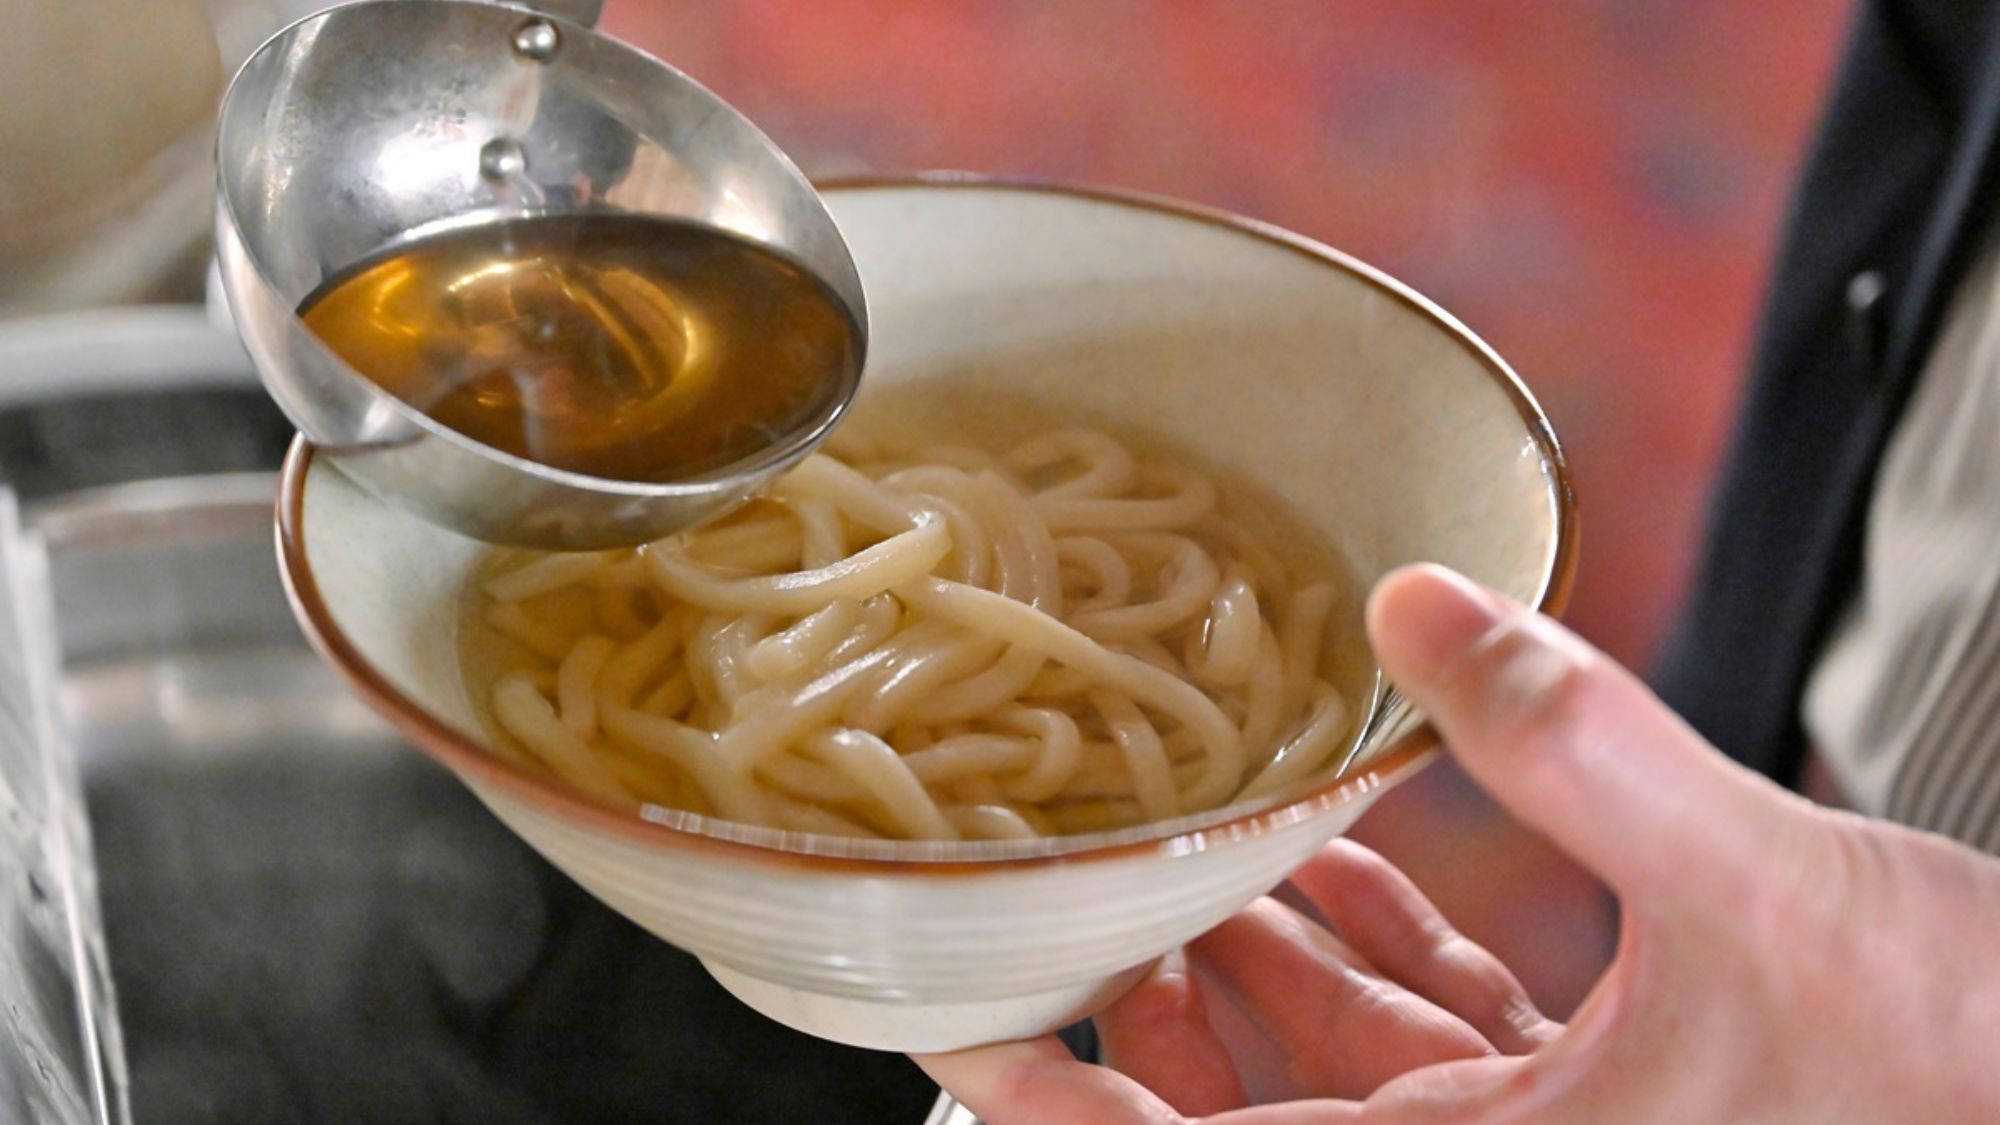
[916,565,2000,1123]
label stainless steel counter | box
[2,309,939,1124]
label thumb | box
[1365,564,1802,909]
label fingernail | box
[1366,564,1508,681]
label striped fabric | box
[1803,231,2000,853]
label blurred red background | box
[605,0,1852,1012]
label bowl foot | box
[701,959,1155,1053]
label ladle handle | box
[508,0,602,28]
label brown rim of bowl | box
[274,174,1580,875]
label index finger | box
[1096,954,1252,1115]
[1287,841,1560,1055]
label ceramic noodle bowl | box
[277,179,1577,1052]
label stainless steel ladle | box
[215,0,868,550]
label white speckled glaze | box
[277,178,1576,1052]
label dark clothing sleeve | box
[1652,0,2000,782]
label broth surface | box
[301,213,859,483]
[458,405,1377,839]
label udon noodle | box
[472,429,1359,841]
